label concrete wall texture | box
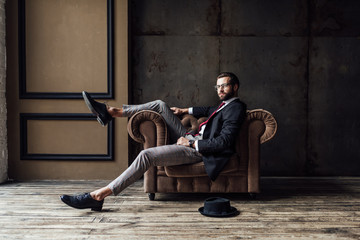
[130,0,360,176]
[0,0,8,183]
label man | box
[60,72,247,211]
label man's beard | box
[219,89,235,101]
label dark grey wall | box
[130,0,360,176]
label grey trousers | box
[121,100,187,143]
[107,100,203,196]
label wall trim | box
[20,113,114,161]
[18,0,114,99]
[0,0,8,183]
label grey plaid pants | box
[107,100,203,196]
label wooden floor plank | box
[0,177,359,240]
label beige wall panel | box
[6,0,128,180]
[25,0,107,93]
[27,120,107,154]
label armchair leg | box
[148,193,155,201]
[249,193,257,200]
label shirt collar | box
[223,97,239,105]
[217,97,239,112]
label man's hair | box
[217,72,240,88]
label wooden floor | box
[0,177,359,240]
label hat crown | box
[203,197,232,215]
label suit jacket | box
[192,98,247,181]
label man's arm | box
[171,106,213,117]
[192,106,213,118]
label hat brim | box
[198,207,239,218]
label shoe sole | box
[91,206,103,212]
[82,91,99,116]
[97,116,106,127]
[82,91,107,127]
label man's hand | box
[176,137,191,147]
[170,107,188,116]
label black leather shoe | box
[60,193,104,211]
[82,91,113,126]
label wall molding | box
[20,113,114,161]
[0,0,8,183]
[18,0,114,99]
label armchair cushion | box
[164,153,247,177]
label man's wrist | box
[194,140,199,151]
[188,107,193,115]
[188,140,195,148]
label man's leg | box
[107,145,202,196]
[61,145,202,209]
[83,92,187,143]
[120,100,187,143]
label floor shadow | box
[150,177,359,202]
[258,177,359,201]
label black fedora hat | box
[198,197,239,217]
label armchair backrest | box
[128,109,277,150]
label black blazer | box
[192,98,247,181]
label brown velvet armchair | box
[127,109,277,200]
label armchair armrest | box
[245,109,277,193]
[127,110,169,193]
[247,109,277,144]
[127,110,169,147]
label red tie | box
[198,102,225,132]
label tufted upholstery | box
[127,109,277,197]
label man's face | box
[216,77,237,101]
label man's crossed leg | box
[60,92,201,211]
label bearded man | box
[61,72,247,211]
